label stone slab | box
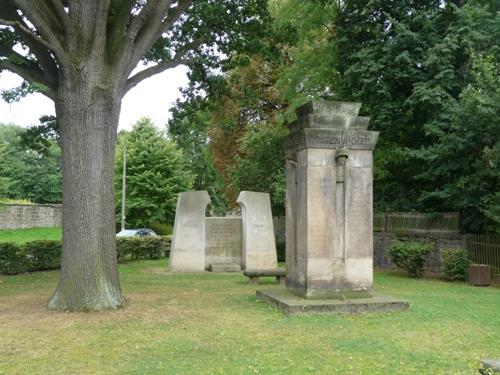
[237,191,277,270]
[208,263,241,273]
[205,217,242,268]
[481,359,500,374]
[256,287,409,316]
[169,191,211,272]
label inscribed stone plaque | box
[237,191,278,270]
[345,167,373,259]
[205,217,242,267]
[307,149,336,258]
[169,191,211,272]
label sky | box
[0,65,190,131]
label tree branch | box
[92,0,111,55]
[156,0,192,41]
[0,19,54,52]
[118,0,173,80]
[44,0,76,46]
[15,19,60,85]
[0,59,56,100]
[122,0,167,54]
[0,4,59,89]
[108,0,138,61]
[123,31,205,95]
[124,57,194,95]
[12,0,69,63]
[123,0,193,79]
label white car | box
[116,228,158,237]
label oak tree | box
[0,0,268,310]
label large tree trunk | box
[48,76,124,311]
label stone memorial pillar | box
[283,101,378,299]
[169,191,211,272]
[237,191,278,270]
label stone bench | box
[480,359,500,374]
[243,269,286,285]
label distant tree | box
[0,143,10,197]
[0,123,61,203]
[21,116,59,156]
[115,118,193,228]
[168,96,229,215]
[230,121,287,215]
[171,53,288,209]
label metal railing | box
[464,234,500,276]
[374,212,460,238]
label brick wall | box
[0,204,62,230]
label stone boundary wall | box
[374,233,463,274]
[0,204,62,230]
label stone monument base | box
[256,287,409,316]
[208,263,241,273]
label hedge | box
[0,242,28,275]
[0,237,171,275]
[116,237,171,261]
[24,240,61,271]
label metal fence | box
[464,234,500,276]
[374,212,460,238]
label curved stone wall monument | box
[237,191,278,270]
[169,191,211,272]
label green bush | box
[441,248,470,281]
[389,241,433,277]
[116,236,171,262]
[276,240,286,262]
[0,236,170,275]
[24,240,61,271]
[0,242,28,275]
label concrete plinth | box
[256,287,409,316]
[208,263,241,273]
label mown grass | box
[0,227,62,244]
[0,260,499,374]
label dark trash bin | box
[468,264,491,286]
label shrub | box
[276,240,286,262]
[23,240,61,271]
[0,242,28,275]
[116,236,171,262]
[0,236,170,275]
[441,248,469,281]
[389,241,433,277]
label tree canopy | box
[170,0,500,232]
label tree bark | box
[48,72,124,311]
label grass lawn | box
[0,260,499,374]
[0,227,62,244]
